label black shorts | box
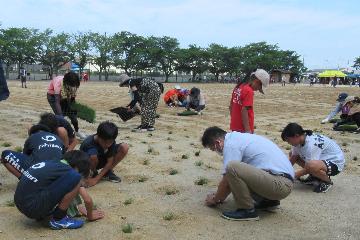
[96,144,120,169]
[322,160,340,176]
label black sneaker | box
[103,170,121,183]
[298,175,320,185]
[221,208,259,221]
[313,181,333,193]
[255,199,280,212]
[132,125,147,132]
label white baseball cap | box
[119,74,131,86]
[251,69,270,94]
[174,85,181,90]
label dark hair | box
[63,71,80,87]
[39,113,58,134]
[281,123,313,141]
[97,121,118,140]
[201,126,227,148]
[28,124,52,136]
[235,68,258,88]
[63,150,90,178]
[190,87,200,97]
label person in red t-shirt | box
[230,69,270,133]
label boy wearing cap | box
[321,93,348,124]
[229,69,269,133]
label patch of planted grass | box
[163,211,175,221]
[169,169,178,175]
[122,223,133,233]
[123,198,134,205]
[195,160,203,166]
[194,177,208,186]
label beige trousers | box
[225,161,293,209]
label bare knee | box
[118,143,129,155]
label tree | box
[206,43,229,81]
[239,42,306,76]
[89,32,113,81]
[68,32,92,75]
[0,27,43,78]
[148,36,179,82]
[38,31,70,78]
[353,57,360,70]
[176,45,209,81]
[112,31,151,76]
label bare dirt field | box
[0,80,359,240]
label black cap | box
[337,93,348,102]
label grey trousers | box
[225,161,293,209]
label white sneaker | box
[321,119,329,124]
[76,132,87,140]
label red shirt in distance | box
[230,83,254,133]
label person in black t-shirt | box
[14,151,100,230]
[80,121,128,186]
[39,113,78,151]
[1,124,65,179]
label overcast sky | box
[1,0,359,69]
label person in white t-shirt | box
[281,123,345,193]
[201,126,294,221]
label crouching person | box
[14,150,102,230]
[202,126,294,221]
[281,123,345,193]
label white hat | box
[251,69,270,94]
[174,85,181,90]
[119,74,131,86]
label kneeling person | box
[80,121,128,187]
[1,124,65,179]
[202,126,294,221]
[14,151,93,230]
[281,123,345,193]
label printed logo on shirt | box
[313,134,325,150]
[31,162,46,169]
[41,135,57,142]
[232,88,242,105]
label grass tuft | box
[195,177,208,186]
[121,223,133,233]
[123,198,134,205]
[163,211,175,221]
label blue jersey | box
[23,131,65,163]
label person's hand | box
[205,193,217,207]
[87,209,105,221]
[85,177,99,188]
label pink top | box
[47,76,64,95]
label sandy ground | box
[0,80,359,240]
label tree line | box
[0,27,307,82]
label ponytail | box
[281,123,311,141]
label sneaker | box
[75,131,87,140]
[298,175,320,185]
[221,208,259,221]
[132,125,147,132]
[49,216,84,230]
[103,170,121,183]
[255,199,280,212]
[147,126,155,131]
[313,181,333,193]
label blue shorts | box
[1,150,33,177]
